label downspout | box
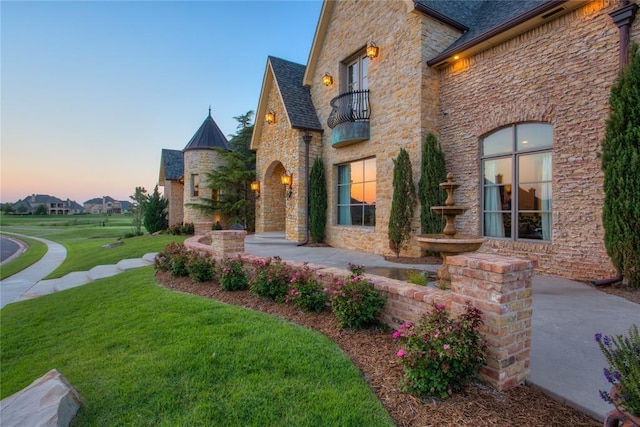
[298,130,313,246]
[609,0,638,70]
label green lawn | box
[1,268,394,426]
[0,214,186,278]
[0,236,47,280]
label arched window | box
[481,123,552,241]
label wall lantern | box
[366,41,379,59]
[250,181,260,198]
[265,111,276,124]
[322,72,333,86]
[281,173,293,199]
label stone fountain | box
[416,172,484,285]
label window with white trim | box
[337,158,376,226]
[481,123,552,241]
[191,174,199,197]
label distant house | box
[83,196,131,214]
[250,0,639,282]
[12,194,84,215]
[159,110,230,230]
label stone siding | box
[183,148,226,225]
[164,180,184,227]
[436,0,635,281]
[308,1,454,257]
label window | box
[337,158,376,226]
[482,123,552,241]
[344,51,369,119]
[191,174,199,197]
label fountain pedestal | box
[416,173,484,285]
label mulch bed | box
[157,270,600,426]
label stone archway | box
[258,161,287,232]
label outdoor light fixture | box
[322,72,333,86]
[265,111,276,124]
[281,173,293,199]
[250,181,260,198]
[366,41,379,59]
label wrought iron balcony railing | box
[327,89,370,129]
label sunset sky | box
[1,0,321,204]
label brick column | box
[447,253,535,391]
[211,230,246,258]
[194,222,213,236]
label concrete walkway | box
[1,232,638,422]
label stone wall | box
[308,1,450,257]
[183,148,226,225]
[436,0,635,281]
[164,180,184,227]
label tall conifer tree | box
[309,157,327,243]
[418,133,447,235]
[602,43,640,287]
[388,148,416,257]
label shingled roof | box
[160,149,184,182]
[183,111,230,151]
[269,56,322,131]
[416,0,567,63]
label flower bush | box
[331,265,386,329]
[154,242,186,272]
[596,324,640,415]
[186,253,216,283]
[250,257,291,301]
[219,257,248,291]
[394,302,486,399]
[286,265,328,313]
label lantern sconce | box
[250,181,260,199]
[366,41,379,59]
[322,72,333,86]
[281,172,293,199]
[265,111,276,124]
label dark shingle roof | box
[161,149,184,180]
[269,56,322,131]
[183,112,230,151]
[416,0,553,59]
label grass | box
[0,214,186,279]
[0,267,394,426]
[0,235,47,280]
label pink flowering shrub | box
[219,256,248,291]
[250,257,291,301]
[394,302,486,399]
[331,265,386,329]
[286,265,328,313]
[154,242,189,274]
[186,253,216,283]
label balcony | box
[327,89,370,148]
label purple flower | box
[443,344,451,350]
[436,303,445,310]
[599,389,613,404]
[603,335,611,346]
[595,333,602,342]
[392,330,401,340]
[397,349,405,357]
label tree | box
[16,204,28,214]
[601,43,640,288]
[197,111,256,231]
[309,157,327,243]
[34,204,48,215]
[3,203,14,215]
[388,148,417,257]
[419,133,447,235]
[144,185,168,234]
[130,187,148,235]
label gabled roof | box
[12,194,83,210]
[251,56,322,150]
[159,149,184,184]
[183,111,230,151]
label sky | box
[1,0,322,204]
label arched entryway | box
[257,160,288,233]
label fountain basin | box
[416,234,484,254]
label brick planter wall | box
[182,236,532,391]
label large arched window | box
[481,123,552,241]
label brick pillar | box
[194,222,213,236]
[447,253,535,391]
[211,230,246,258]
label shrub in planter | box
[286,265,328,313]
[394,302,486,399]
[220,257,248,291]
[186,253,216,283]
[331,266,386,329]
[250,257,291,301]
[596,324,640,416]
[154,242,190,277]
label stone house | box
[83,196,130,214]
[159,110,230,232]
[250,0,639,282]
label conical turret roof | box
[184,109,230,151]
